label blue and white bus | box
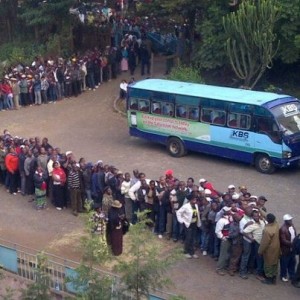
[127,79,300,173]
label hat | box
[283,214,293,221]
[249,195,258,200]
[206,197,212,202]
[248,202,257,207]
[66,151,72,156]
[117,170,123,175]
[97,160,103,165]
[228,184,235,189]
[223,206,232,212]
[20,145,25,149]
[111,200,122,208]
[258,195,267,201]
[21,74,26,78]
[204,189,211,195]
[10,78,17,81]
[199,178,206,184]
[165,169,173,176]
[239,185,247,190]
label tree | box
[275,0,300,64]
[194,0,229,70]
[65,202,113,299]
[21,253,51,300]
[0,0,18,42]
[115,211,177,300]
[19,0,75,42]
[223,0,280,88]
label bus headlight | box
[282,151,292,158]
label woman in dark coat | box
[108,200,124,256]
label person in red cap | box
[165,169,176,186]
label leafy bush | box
[167,65,204,84]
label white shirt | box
[240,215,253,242]
[120,82,128,92]
[215,216,230,239]
[176,202,201,228]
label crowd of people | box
[0,32,152,111]
[1,128,300,287]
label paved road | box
[0,58,299,299]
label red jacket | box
[5,153,19,173]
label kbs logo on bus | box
[231,130,249,140]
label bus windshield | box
[271,102,300,135]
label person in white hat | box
[279,214,297,282]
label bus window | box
[162,103,174,117]
[240,115,251,130]
[188,107,199,120]
[176,105,187,118]
[212,110,226,126]
[152,102,161,115]
[138,100,150,112]
[201,108,212,123]
[130,98,138,110]
[228,113,238,128]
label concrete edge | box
[113,95,127,117]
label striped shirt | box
[68,170,80,189]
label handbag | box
[122,218,130,235]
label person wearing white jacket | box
[176,195,201,258]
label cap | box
[223,206,232,212]
[66,151,72,156]
[228,184,235,189]
[258,195,267,201]
[283,214,293,221]
[199,178,206,184]
[97,160,103,165]
[117,170,123,175]
[249,195,258,200]
[248,202,256,207]
[165,169,173,176]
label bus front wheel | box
[167,138,186,158]
[255,154,275,174]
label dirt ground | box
[0,56,299,299]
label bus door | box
[253,115,282,154]
[225,113,255,161]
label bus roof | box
[130,79,291,106]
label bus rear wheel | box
[255,154,275,174]
[167,138,186,158]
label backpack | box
[292,234,300,255]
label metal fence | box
[0,238,178,299]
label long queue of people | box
[1,129,300,287]
[0,33,152,111]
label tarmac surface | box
[0,56,299,299]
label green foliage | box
[194,1,229,70]
[276,0,300,63]
[0,42,46,67]
[223,0,280,88]
[65,202,113,299]
[21,253,51,300]
[65,265,113,300]
[115,211,177,300]
[168,65,204,84]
